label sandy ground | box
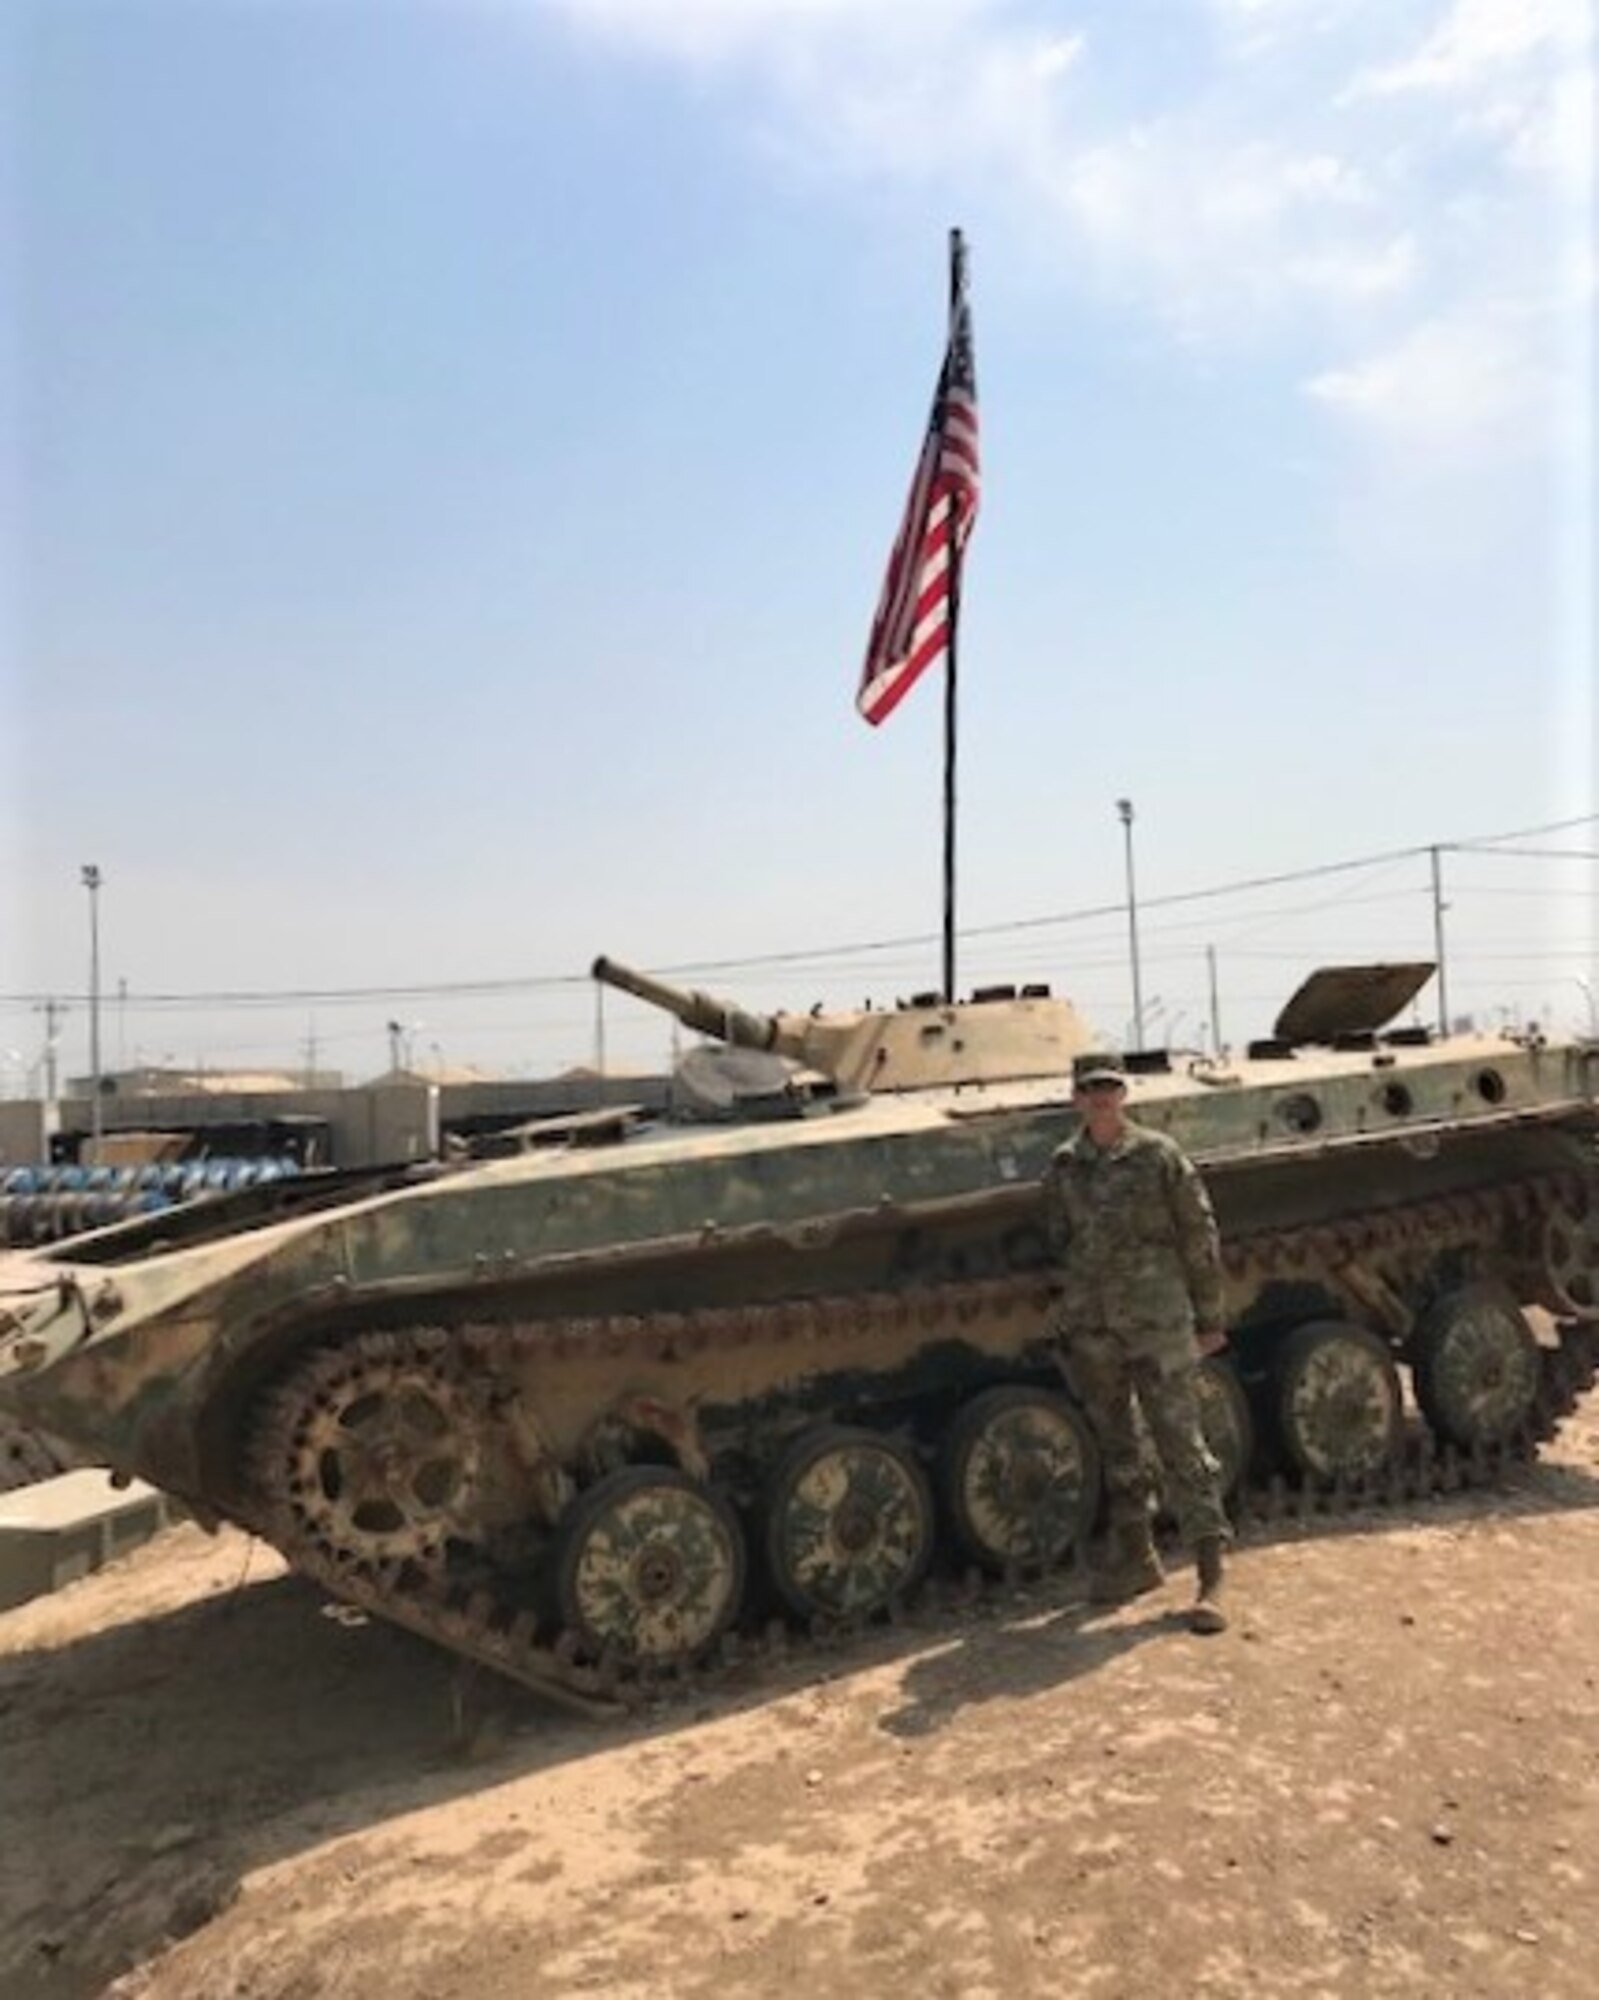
[2,1400,1596,2000]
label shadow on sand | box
[1,1447,1595,1996]
[879,1594,1194,1741]
[878,1447,1599,1742]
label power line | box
[1450,846,1599,863]
[4,812,1594,1011]
[1456,815,1599,847]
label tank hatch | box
[1273,963,1436,1046]
[671,1046,814,1121]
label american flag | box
[856,252,981,727]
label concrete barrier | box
[0,1470,177,1612]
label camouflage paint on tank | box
[768,1435,930,1617]
[0,958,1594,1695]
[950,1392,1097,1566]
[561,1477,741,1660]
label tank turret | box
[591,954,1096,1095]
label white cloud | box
[1304,305,1552,448]
[1205,0,1372,48]
[1347,0,1594,194]
[537,0,1592,458]
[1285,233,1417,301]
[541,0,1083,189]
[1046,124,1405,338]
[1354,0,1589,98]
[540,0,988,69]
[1032,32,1085,81]
[1491,65,1595,180]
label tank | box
[0,956,1594,1710]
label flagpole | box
[942,227,963,1003]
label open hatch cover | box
[1273,963,1436,1045]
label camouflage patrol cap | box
[1072,1052,1128,1090]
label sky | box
[1,0,1594,1090]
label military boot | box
[1190,1535,1227,1635]
[1089,1521,1165,1605]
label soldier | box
[1042,1051,1231,1634]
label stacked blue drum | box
[0,1156,301,1247]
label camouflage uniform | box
[1042,1120,1230,1550]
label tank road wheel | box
[1274,1320,1403,1485]
[254,1338,482,1571]
[765,1426,934,1622]
[1195,1357,1255,1500]
[554,1467,745,1667]
[1413,1285,1542,1449]
[1539,1182,1599,1318]
[940,1387,1100,1573]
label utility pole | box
[34,998,66,1100]
[594,978,606,1077]
[1429,845,1450,1036]
[1117,798,1145,1051]
[81,864,103,1153]
[1206,943,1222,1056]
[117,976,128,1069]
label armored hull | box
[0,964,1594,1709]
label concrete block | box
[0,1469,175,1611]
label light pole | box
[1116,799,1145,1051]
[81,864,103,1154]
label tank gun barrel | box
[590,956,782,1054]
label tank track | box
[244,1174,1599,1716]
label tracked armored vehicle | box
[0,957,1594,1709]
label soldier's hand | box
[1196,1326,1228,1358]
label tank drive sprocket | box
[249,1331,484,1573]
[1538,1178,1599,1318]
